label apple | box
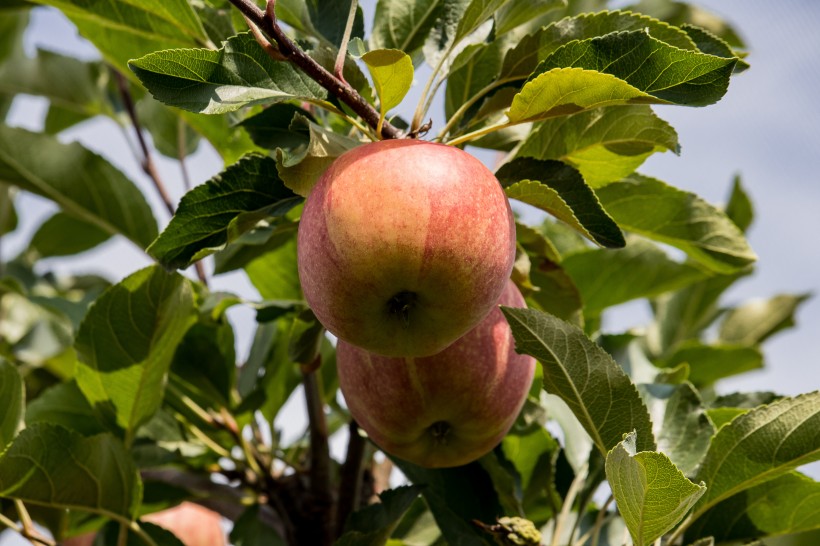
[297,139,516,358]
[60,502,225,546]
[337,280,536,468]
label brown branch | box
[302,356,334,546]
[114,71,209,287]
[228,0,403,140]
[335,420,368,537]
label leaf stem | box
[1,502,56,546]
[229,0,402,140]
[436,77,519,141]
[551,463,588,546]
[411,49,452,134]
[334,0,358,84]
[445,117,520,147]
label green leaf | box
[31,0,208,73]
[392,459,499,545]
[0,358,23,452]
[178,110,261,165]
[237,103,312,150]
[493,0,564,36]
[336,485,424,545]
[725,176,754,233]
[0,423,141,518]
[687,471,820,541]
[681,23,749,73]
[627,0,746,49]
[129,32,327,115]
[561,237,708,314]
[369,0,444,56]
[691,391,820,521]
[244,234,302,301]
[660,342,764,387]
[455,0,509,44]
[96,519,186,546]
[606,431,706,546]
[596,174,757,274]
[275,115,360,198]
[136,97,200,159]
[640,382,715,476]
[423,0,472,67]
[74,266,197,441]
[518,106,679,187]
[497,158,624,248]
[0,9,28,64]
[27,212,111,259]
[307,0,364,47]
[287,308,324,365]
[229,505,286,546]
[501,307,655,455]
[24,381,106,437]
[0,185,16,236]
[148,154,301,270]
[362,49,414,126]
[719,294,811,346]
[0,125,158,249]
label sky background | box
[1,0,819,542]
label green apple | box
[337,280,536,468]
[297,139,516,357]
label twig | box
[0,503,55,546]
[228,0,402,140]
[334,0,358,85]
[335,420,368,536]
[113,71,209,286]
[176,117,192,192]
[551,463,588,546]
[302,356,333,546]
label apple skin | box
[60,502,225,546]
[337,280,536,468]
[297,139,516,358]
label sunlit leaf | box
[362,49,414,123]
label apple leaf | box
[517,106,679,187]
[229,505,286,546]
[238,103,313,150]
[497,158,624,248]
[392,459,499,545]
[681,24,750,73]
[561,237,708,314]
[148,154,302,271]
[0,124,158,249]
[24,381,107,437]
[0,358,23,453]
[659,342,764,387]
[595,174,757,274]
[129,32,328,115]
[30,0,208,74]
[99,521,186,546]
[423,0,472,68]
[501,307,655,455]
[725,176,754,233]
[74,266,197,442]
[718,293,811,346]
[640,382,715,476]
[362,49,414,127]
[369,0,443,57]
[336,485,424,545]
[606,431,706,546]
[686,471,820,541]
[493,0,564,37]
[27,212,111,259]
[0,185,16,236]
[691,391,820,522]
[455,0,509,44]
[0,423,141,519]
[500,10,698,83]
[507,30,737,124]
[135,97,201,159]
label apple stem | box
[228,0,403,140]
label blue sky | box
[1,5,818,540]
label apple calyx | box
[428,421,452,444]
[387,290,418,326]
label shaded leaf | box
[497,158,624,248]
[423,0,472,68]
[0,125,158,249]
[27,212,111,259]
[369,0,444,56]
[336,485,424,545]
[660,342,763,387]
[308,0,364,47]
[0,185,16,236]
[136,97,200,159]
[606,431,705,546]
[518,106,679,187]
[561,237,708,314]
[0,358,23,452]
[0,423,141,518]
[719,294,811,346]
[493,0,564,36]
[237,103,312,150]
[501,307,655,455]
[74,266,197,440]
[692,391,820,521]
[24,381,106,437]
[681,23,749,73]
[230,505,286,546]
[596,174,757,274]
[725,175,754,233]
[148,154,302,270]
[687,471,820,541]
[455,0,509,44]
[244,235,301,302]
[129,32,327,115]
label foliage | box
[0,0,817,545]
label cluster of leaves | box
[0,0,818,545]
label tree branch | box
[302,357,334,546]
[335,420,368,536]
[228,0,403,140]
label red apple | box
[297,139,516,358]
[337,280,536,468]
[60,502,225,546]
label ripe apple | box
[297,139,516,358]
[60,502,225,546]
[337,280,536,468]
